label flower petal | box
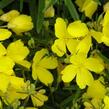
[81,0,98,18]
[55,18,67,38]
[76,68,94,89]
[67,20,89,38]
[0,73,10,93]
[66,39,79,54]
[61,65,77,82]
[76,35,92,57]
[39,56,58,69]
[32,66,54,86]
[7,40,30,62]
[33,49,48,64]
[0,43,7,57]
[84,57,104,73]
[0,29,12,41]
[0,56,15,75]
[51,39,66,57]
[90,29,102,43]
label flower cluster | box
[1,0,109,109]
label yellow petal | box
[103,25,109,37]
[84,57,104,73]
[39,56,58,69]
[76,68,94,89]
[0,56,15,75]
[9,76,25,90]
[55,18,67,38]
[61,65,77,82]
[81,0,98,18]
[90,29,102,43]
[33,49,48,64]
[104,96,109,109]
[32,66,54,86]
[86,80,106,99]
[102,35,109,46]
[70,54,86,65]
[8,15,33,34]
[103,10,109,26]
[32,63,38,80]
[35,92,48,102]
[0,73,10,93]
[7,40,30,62]
[67,20,89,38]
[51,39,66,57]
[76,35,92,57]
[66,39,79,54]
[0,10,20,22]
[16,60,31,69]
[0,29,12,41]
[0,43,7,57]
[31,95,44,107]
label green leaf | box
[96,50,109,64]
[29,0,37,29]
[36,0,45,33]
[64,0,79,20]
[0,0,14,9]
[20,0,24,12]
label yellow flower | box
[83,80,106,109]
[86,80,106,99]
[0,10,20,22]
[75,0,98,18]
[90,11,109,46]
[1,81,27,105]
[103,96,109,109]
[7,15,33,34]
[0,29,12,41]
[61,54,104,89]
[32,49,58,85]
[52,18,91,57]
[7,40,31,69]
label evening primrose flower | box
[7,40,31,69]
[83,80,106,109]
[0,73,25,94]
[52,18,91,57]
[0,29,12,41]
[61,54,104,89]
[32,49,58,85]
[75,0,98,18]
[0,10,20,22]
[90,11,109,46]
[7,15,33,34]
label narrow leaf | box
[36,0,45,33]
[64,0,79,20]
[0,0,14,9]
